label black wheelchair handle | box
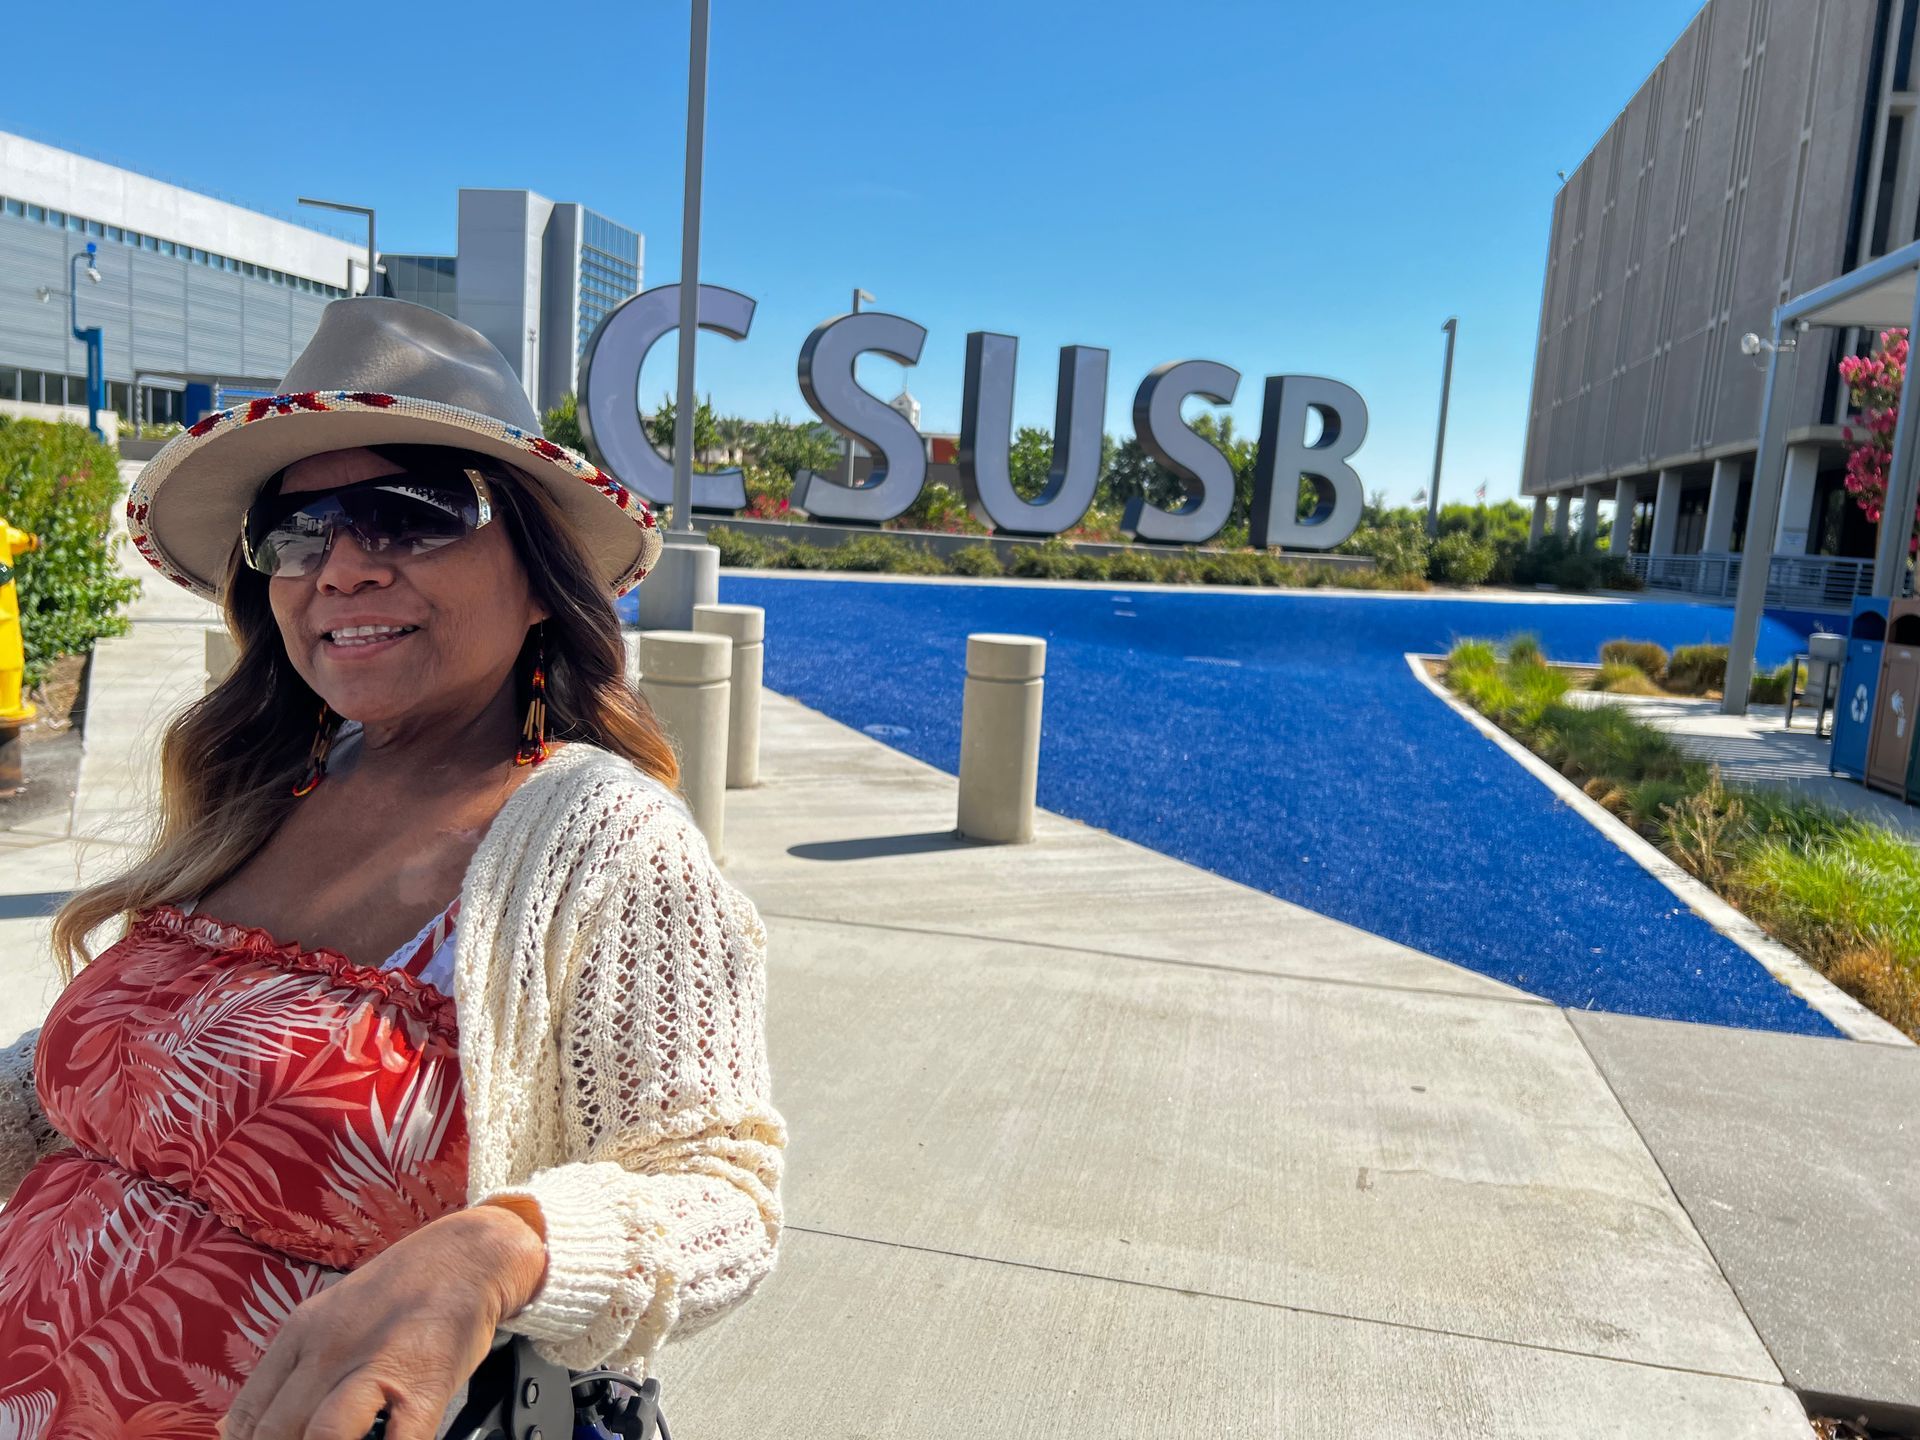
[359,1333,667,1440]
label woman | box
[0,298,785,1439]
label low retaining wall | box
[687,514,1377,574]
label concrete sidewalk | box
[3,469,1914,1434]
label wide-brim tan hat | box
[127,297,660,599]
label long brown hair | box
[51,456,678,979]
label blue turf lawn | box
[671,577,1843,1037]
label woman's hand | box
[219,1202,549,1440]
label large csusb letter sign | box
[577,285,1369,549]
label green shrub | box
[1747,660,1804,706]
[0,416,139,687]
[1591,661,1663,695]
[1505,633,1544,667]
[1069,554,1112,580]
[1006,538,1079,579]
[706,525,768,568]
[1429,532,1496,586]
[833,533,939,573]
[769,541,830,570]
[1667,643,1729,695]
[1342,522,1429,583]
[1511,534,1640,592]
[1599,639,1668,681]
[1151,552,1201,584]
[946,545,1003,578]
[1257,554,1306,586]
[1105,550,1160,582]
[1197,551,1264,586]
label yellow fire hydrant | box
[0,518,37,724]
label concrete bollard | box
[692,603,764,788]
[205,629,238,695]
[635,536,720,631]
[636,629,733,858]
[957,633,1046,844]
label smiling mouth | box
[324,624,420,648]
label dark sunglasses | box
[241,450,499,580]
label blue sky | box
[7,0,1703,504]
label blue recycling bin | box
[1831,595,1889,780]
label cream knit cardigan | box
[0,742,787,1377]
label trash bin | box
[1866,601,1920,795]
[1832,597,1888,780]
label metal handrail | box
[1623,552,1874,611]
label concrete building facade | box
[1,134,643,433]
[1522,0,1920,608]
[387,192,642,416]
[0,131,359,431]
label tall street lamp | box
[70,242,104,440]
[299,197,377,297]
[637,0,724,632]
[841,287,875,488]
[1425,316,1458,538]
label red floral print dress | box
[0,898,467,1439]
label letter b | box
[1249,376,1367,551]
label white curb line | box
[1405,653,1912,1046]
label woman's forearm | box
[461,1197,551,1322]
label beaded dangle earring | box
[292,702,335,797]
[516,623,550,767]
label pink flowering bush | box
[1838,328,1913,550]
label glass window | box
[242,262,256,276]
[107,224,121,241]
[3,199,21,218]
[0,370,15,401]
[26,204,44,222]
[125,230,141,246]
[67,214,84,231]
[142,235,159,251]
[47,209,64,226]
[270,269,283,284]
[159,240,175,256]
[87,219,103,236]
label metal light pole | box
[1425,316,1458,537]
[69,243,104,440]
[669,0,713,538]
[299,197,377,296]
[842,286,875,488]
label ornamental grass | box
[1445,637,1920,1040]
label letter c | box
[577,283,756,511]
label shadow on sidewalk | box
[788,830,988,862]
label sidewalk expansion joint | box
[756,909,1552,1009]
[784,1223,1792,1390]
[1560,1011,1797,1397]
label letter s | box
[1123,360,1241,545]
[792,311,928,524]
